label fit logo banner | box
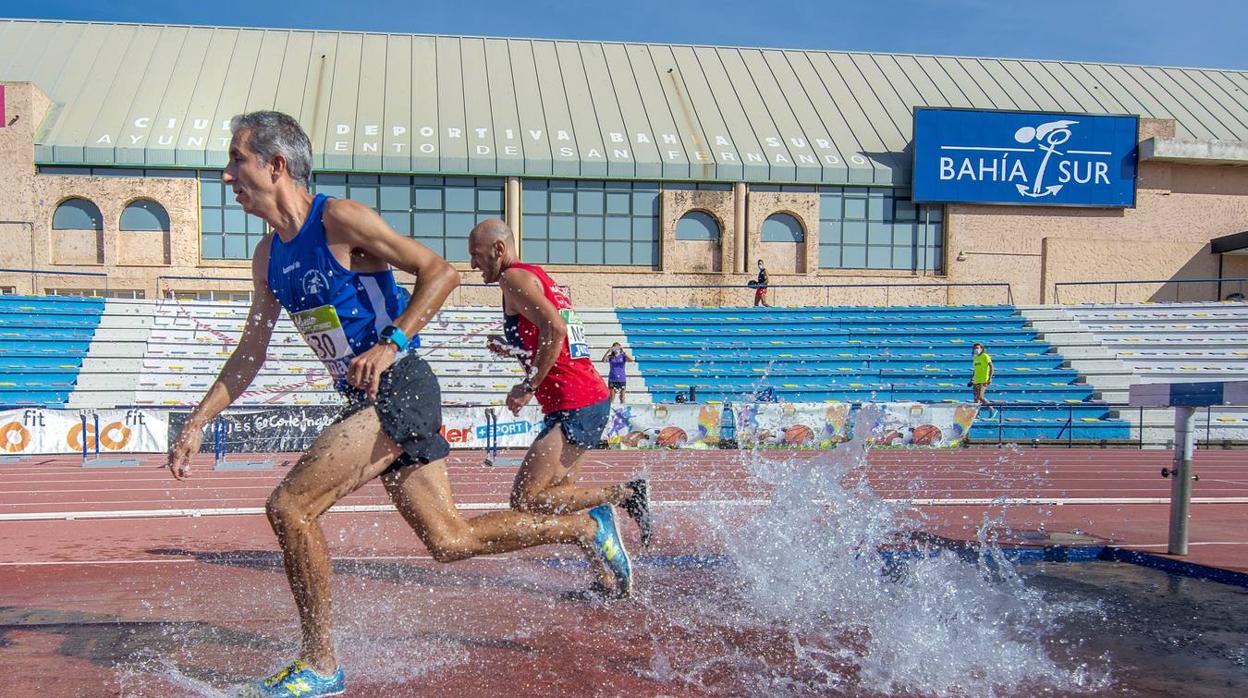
[912,108,1138,207]
[0,409,168,454]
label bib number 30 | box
[292,305,354,378]
[560,309,591,360]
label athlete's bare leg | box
[264,407,599,675]
[509,426,629,515]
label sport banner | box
[169,407,341,454]
[0,408,168,455]
[604,402,978,449]
[167,405,548,454]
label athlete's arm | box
[499,267,566,413]
[167,236,281,479]
[323,198,460,398]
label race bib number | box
[292,305,353,379]
[561,309,590,360]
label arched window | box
[52,198,103,231]
[120,199,170,232]
[761,212,804,242]
[675,210,720,241]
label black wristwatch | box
[521,378,536,393]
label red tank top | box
[502,262,609,413]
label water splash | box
[642,405,1109,696]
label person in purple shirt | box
[602,342,633,403]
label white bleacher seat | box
[69,299,647,408]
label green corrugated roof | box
[2,18,1247,184]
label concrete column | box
[733,182,746,274]
[505,176,521,230]
[505,176,522,254]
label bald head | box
[469,218,515,250]
[468,218,519,284]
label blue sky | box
[1,0,1244,70]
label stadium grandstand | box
[0,18,1246,449]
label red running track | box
[2,448,1245,572]
[1,447,1246,696]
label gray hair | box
[229,111,313,189]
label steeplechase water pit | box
[3,408,1245,697]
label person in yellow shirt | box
[969,342,994,412]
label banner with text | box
[912,108,1138,207]
[604,402,979,449]
[0,408,168,455]
[168,405,548,454]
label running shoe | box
[239,659,345,697]
[620,478,653,547]
[589,504,633,598]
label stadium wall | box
[1,78,1245,306]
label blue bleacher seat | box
[619,305,1131,442]
[0,295,105,407]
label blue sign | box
[912,108,1138,207]
[476,419,532,440]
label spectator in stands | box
[753,259,771,307]
[602,342,633,403]
[969,342,995,413]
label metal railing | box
[151,277,511,307]
[1053,277,1248,305]
[0,267,111,296]
[611,281,1014,308]
[157,275,254,301]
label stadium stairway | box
[0,295,106,407]
[62,298,646,409]
[1021,302,1248,446]
[617,305,1132,442]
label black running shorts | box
[336,353,451,473]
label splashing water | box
[640,405,1109,696]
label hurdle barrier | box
[79,413,140,467]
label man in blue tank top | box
[164,112,633,698]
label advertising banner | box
[604,402,978,449]
[0,408,168,455]
[912,108,1138,207]
[168,405,548,454]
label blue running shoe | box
[240,660,345,697]
[589,504,633,597]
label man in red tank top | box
[469,220,651,597]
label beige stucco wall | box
[745,190,819,275]
[945,159,1248,304]
[660,189,733,273]
[0,82,47,226]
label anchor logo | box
[1012,119,1077,199]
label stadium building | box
[0,18,1246,305]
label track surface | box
[2,447,1245,696]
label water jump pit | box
[2,413,1245,697]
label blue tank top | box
[266,194,416,393]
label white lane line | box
[3,497,1248,521]
[7,489,1248,509]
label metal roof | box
[2,18,1247,185]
